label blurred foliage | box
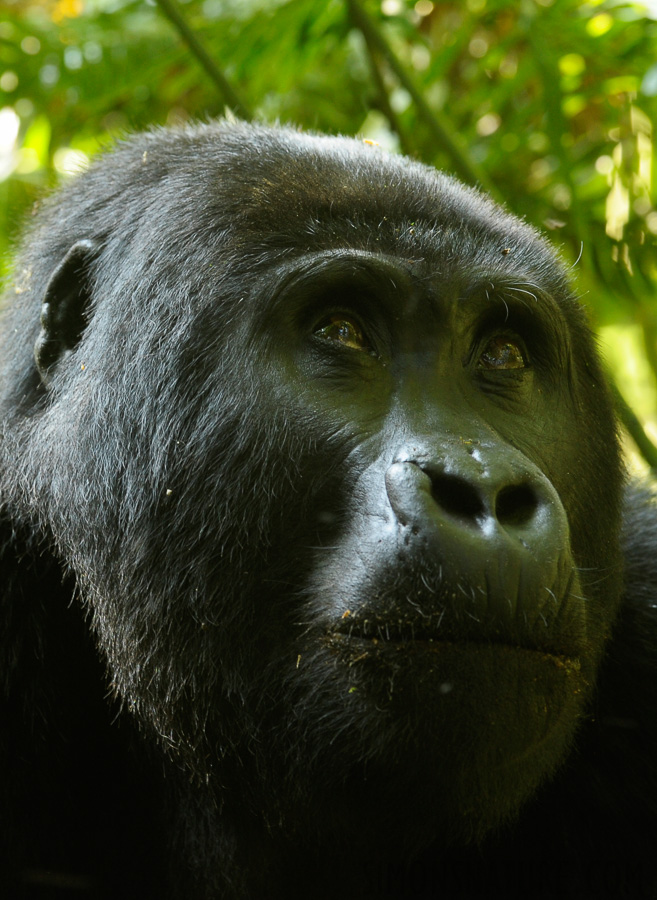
[1,0,656,464]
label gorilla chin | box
[281,634,590,850]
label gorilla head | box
[0,122,627,896]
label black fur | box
[1,121,655,898]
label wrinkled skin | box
[1,122,656,899]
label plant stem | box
[613,381,657,472]
[346,0,499,199]
[155,0,252,120]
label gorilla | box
[1,120,657,900]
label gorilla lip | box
[325,615,579,659]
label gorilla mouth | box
[322,561,586,659]
[326,606,580,658]
[330,614,447,644]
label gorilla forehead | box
[201,123,561,271]
[114,121,565,289]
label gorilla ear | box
[34,239,97,384]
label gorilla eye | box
[478,335,527,370]
[314,315,369,351]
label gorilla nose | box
[385,450,569,563]
[385,454,579,646]
[384,452,575,628]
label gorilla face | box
[236,242,621,850]
[0,122,624,862]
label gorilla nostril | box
[495,483,539,527]
[431,473,486,523]
[428,470,540,531]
